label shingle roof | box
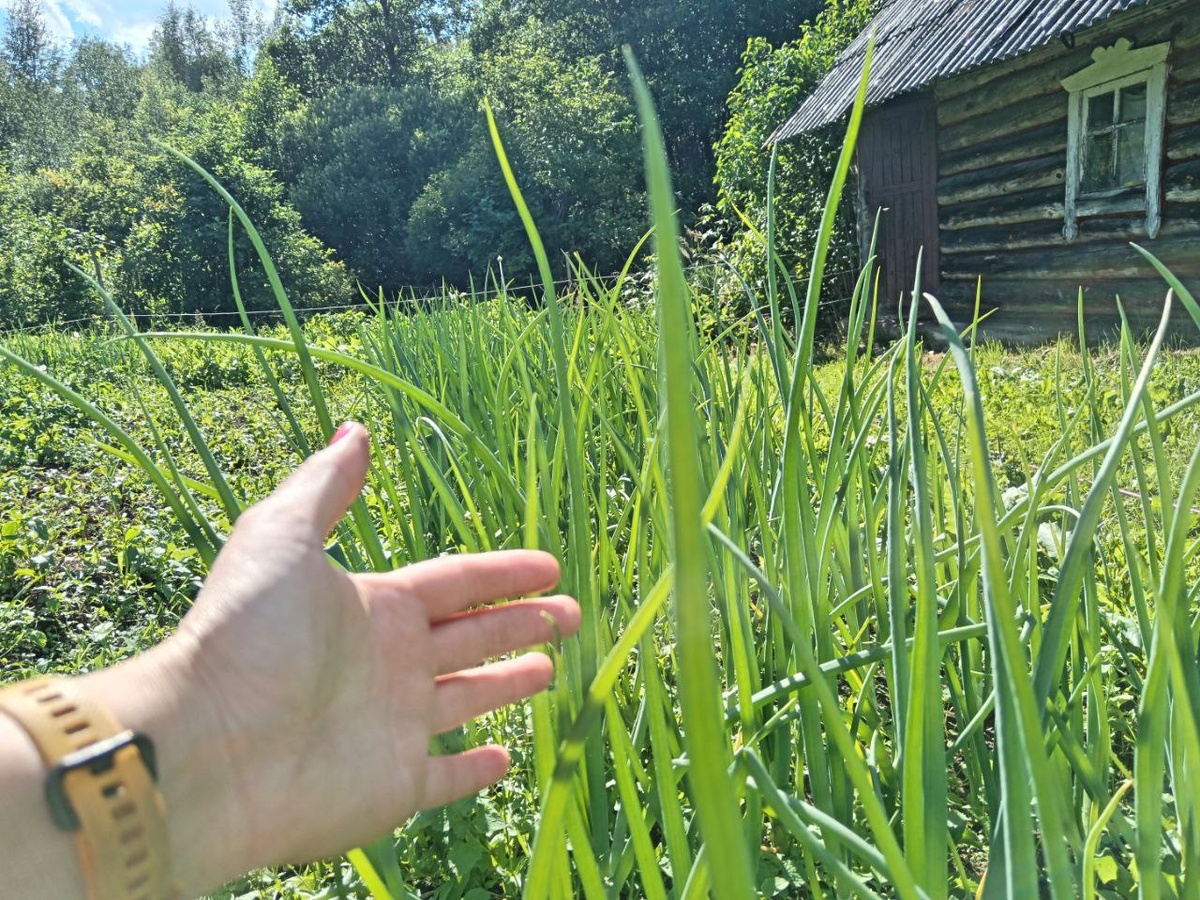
[770,0,1156,142]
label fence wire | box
[0,261,862,340]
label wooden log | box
[935,17,1196,130]
[1165,156,1200,193]
[936,276,1170,303]
[942,185,1066,231]
[939,122,1065,178]
[942,240,1200,282]
[1171,80,1200,128]
[941,215,1200,255]
[965,313,1184,346]
[939,92,1064,155]
[1173,54,1200,85]
[942,180,1200,234]
[934,278,1182,330]
[1167,123,1200,162]
[938,65,1195,176]
[941,221,1067,255]
[930,283,1185,346]
[938,153,1066,207]
[938,56,1076,129]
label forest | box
[0,0,872,328]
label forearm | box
[0,710,87,896]
[0,641,242,899]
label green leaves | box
[626,47,756,899]
[8,52,1200,898]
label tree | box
[237,56,303,174]
[1,0,58,85]
[150,3,237,94]
[0,167,100,327]
[263,0,430,95]
[0,0,73,170]
[281,79,474,290]
[112,99,352,315]
[220,0,268,75]
[447,47,643,285]
[714,0,876,290]
[63,39,142,122]
[466,0,825,213]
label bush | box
[713,0,876,320]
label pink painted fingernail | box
[329,422,355,446]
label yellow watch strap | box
[0,677,175,900]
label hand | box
[80,423,579,895]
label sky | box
[0,0,278,56]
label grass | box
[4,66,1200,899]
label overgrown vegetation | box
[0,0,839,323]
[4,89,1200,892]
[714,0,876,295]
[6,1,1200,898]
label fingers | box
[253,422,370,537]
[361,550,561,619]
[430,595,580,675]
[421,745,512,810]
[431,653,556,734]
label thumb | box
[257,422,371,538]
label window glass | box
[1088,91,1115,128]
[1080,82,1147,192]
[1120,83,1147,122]
[1063,39,1169,240]
[1116,127,1145,184]
[1083,132,1114,191]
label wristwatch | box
[0,677,175,899]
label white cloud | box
[62,0,101,29]
[108,19,156,53]
[0,0,281,56]
[41,2,76,42]
[0,0,75,44]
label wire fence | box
[0,260,863,340]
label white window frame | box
[1062,38,1169,241]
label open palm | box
[165,423,579,883]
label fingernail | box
[329,422,355,446]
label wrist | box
[76,635,242,897]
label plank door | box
[857,91,940,308]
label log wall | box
[930,0,1200,342]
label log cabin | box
[771,0,1200,342]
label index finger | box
[360,549,562,619]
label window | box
[1082,82,1146,192]
[1062,38,1169,241]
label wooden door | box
[857,91,940,308]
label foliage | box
[0,168,102,328]
[149,2,239,95]
[0,0,854,320]
[0,67,351,322]
[714,0,876,305]
[5,122,1200,896]
[63,38,143,123]
[467,0,825,212]
[280,79,475,291]
[276,37,643,289]
[404,43,642,283]
[1,0,59,85]
[263,0,434,95]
